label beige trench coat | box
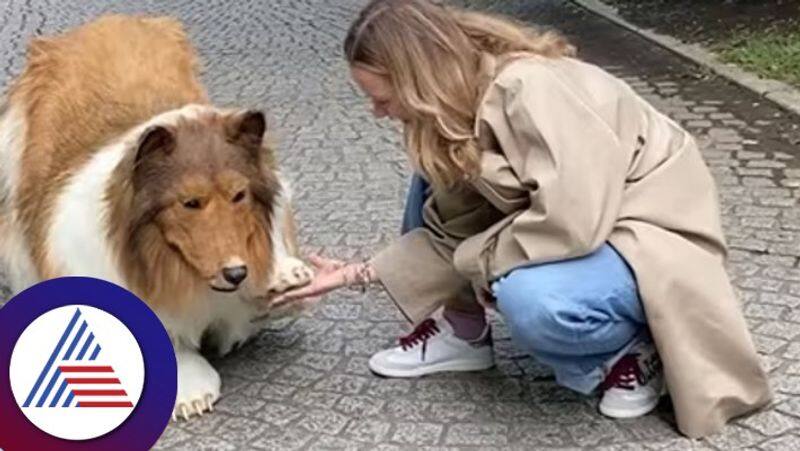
[371,54,771,438]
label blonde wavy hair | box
[344,0,575,189]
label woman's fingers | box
[307,254,345,271]
[272,274,336,301]
[265,256,351,306]
[270,274,342,304]
[306,254,329,269]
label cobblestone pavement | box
[1,0,799,449]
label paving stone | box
[508,423,573,447]
[384,398,432,422]
[747,160,787,169]
[704,425,766,449]
[786,362,800,374]
[334,395,385,416]
[737,168,775,177]
[211,417,273,447]
[343,418,392,443]
[565,420,631,447]
[296,409,350,436]
[784,342,800,360]
[365,379,412,398]
[486,401,540,418]
[214,392,268,416]
[759,434,800,451]
[273,365,328,387]
[343,356,373,376]
[427,401,478,422]
[644,438,700,450]
[390,422,445,446]
[296,352,344,372]
[307,436,362,451]
[444,423,509,446]
[760,354,787,373]
[319,303,362,320]
[756,321,800,341]
[152,427,193,449]
[248,427,313,451]
[462,378,525,402]
[256,382,298,401]
[312,374,370,395]
[415,379,469,402]
[166,436,240,451]
[252,402,305,428]
[739,410,800,436]
[776,397,800,419]
[754,334,789,354]
[765,267,800,282]
[775,375,800,395]
[627,415,686,441]
[745,303,790,320]
[293,390,342,410]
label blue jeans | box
[401,174,647,394]
[492,244,647,394]
[401,174,430,234]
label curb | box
[571,0,800,118]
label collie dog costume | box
[0,15,313,419]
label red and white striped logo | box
[58,364,133,408]
[9,305,144,440]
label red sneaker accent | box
[399,319,440,351]
[601,350,662,392]
[601,354,641,391]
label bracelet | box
[345,260,374,294]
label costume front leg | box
[267,178,314,294]
[172,342,221,421]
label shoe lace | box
[601,354,642,391]
[601,351,662,391]
[399,319,440,355]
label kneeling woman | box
[276,0,771,438]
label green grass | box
[719,27,800,87]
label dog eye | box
[183,199,201,209]
[232,191,246,203]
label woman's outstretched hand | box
[269,254,357,307]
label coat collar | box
[473,51,537,137]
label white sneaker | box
[368,317,494,378]
[599,340,665,419]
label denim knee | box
[493,254,643,356]
[496,277,586,354]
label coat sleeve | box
[454,61,630,286]
[370,186,502,324]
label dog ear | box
[225,110,266,152]
[135,125,175,164]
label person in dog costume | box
[275,0,771,437]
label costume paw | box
[171,349,221,421]
[268,256,314,293]
[172,393,217,422]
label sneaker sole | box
[598,387,667,419]
[368,358,495,378]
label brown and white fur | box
[0,15,313,419]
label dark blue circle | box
[0,277,177,451]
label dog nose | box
[222,265,248,286]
